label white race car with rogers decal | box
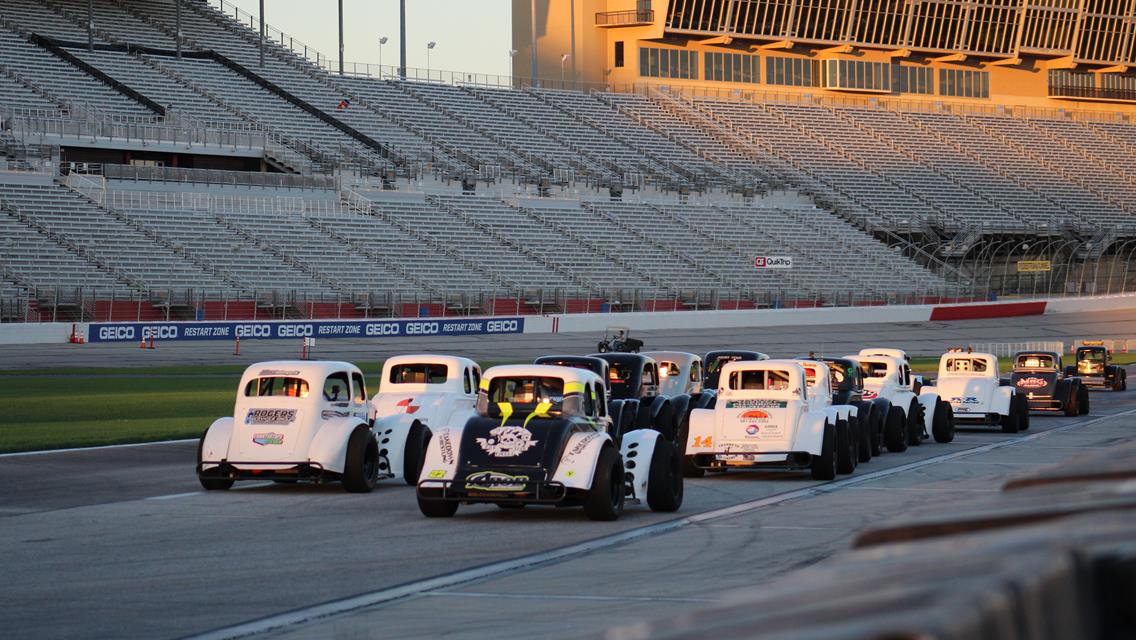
[370,355,481,484]
[846,353,954,450]
[920,351,1029,433]
[197,361,380,492]
[684,359,857,480]
[416,364,683,520]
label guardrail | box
[595,9,655,26]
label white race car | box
[197,361,379,492]
[685,359,857,480]
[847,353,955,450]
[921,351,1029,433]
[370,355,481,484]
[416,364,683,520]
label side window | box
[463,368,472,394]
[643,363,656,385]
[690,360,701,382]
[323,372,351,402]
[351,372,366,403]
[471,367,481,393]
[583,383,596,417]
[614,41,624,68]
[595,384,606,417]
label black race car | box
[703,350,769,390]
[815,356,896,460]
[1066,343,1127,391]
[1010,351,1089,416]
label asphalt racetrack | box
[1,310,1134,640]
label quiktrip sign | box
[754,256,793,269]
[88,317,525,343]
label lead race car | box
[1009,350,1089,416]
[684,359,858,480]
[369,355,482,484]
[415,364,683,520]
[921,350,1029,433]
[1067,342,1127,391]
[197,361,380,492]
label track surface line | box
[0,438,195,458]
[184,406,1136,640]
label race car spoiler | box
[418,478,568,503]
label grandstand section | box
[1,0,1134,322]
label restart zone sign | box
[89,317,525,343]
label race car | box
[1066,342,1127,391]
[797,359,863,474]
[846,352,955,449]
[684,359,858,480]
[643,350,717,408]
[370,355,481,484]
[1010,351,1089,416]
[921,351,1029,433]
[704,350,769,389]
[197,361,380,492]
[813,356,887,460]
[591,352,692,445]
[533,354,638,440]
[858,347,924,392]
[415,364,683,520]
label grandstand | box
[1,0,1134,322]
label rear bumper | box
[1024,397,1064,411]
[689,451,811,470]
[418,478,568,504]
[198,460,329,481]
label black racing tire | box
[810,421,837,481]
[835,418,856,474]
[1064,385,1079,417]
[343,425,379,493]
[869,408,883,457]
[418,490,459,517]
[402,422,431,486]
[584,446,625,521]
[646,440,683,512]
[1016,394,1030,431]
[1001,395,1021,434]
[907,399,924,447]
[931,398,955,443]
[855,413,872,463]
[1113,372,1124,392]
[1079,385,1090,415]
[197,428,234,491]
[681,455,705,478]
[673,411,690,455]
[615,404,637,443]
[884,407,908,453]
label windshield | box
[607,361,637,397]
[707,355,745,375]
[389,363,449,384]
[1078,349,1105,363]
[489,376,566,408]
[244,377,309,398]
[860,361,889,378]
[658,361,680,378]
[728,369,791,391]
[945,357,989,373]
[1016,354,1054,369]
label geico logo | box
[277,324,314,338]
[235,324,271,338]
[487,320,519,332]
[365,323,400,336]
[98,326,135,340]
[142,326,178,339]
[405,322,439,335]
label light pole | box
[560,53,570,86]
[379,36,388,76]
[426,41,436,80]
[508,49,518,84]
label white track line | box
[0,438,196,458]
[425,591,716,604]
[183,408,1136,640]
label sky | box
[227,0,513,76]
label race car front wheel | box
[932,399,955,444]
[584,447,625,521]
[1079,385,1090,415]
[418,490,459,518]
[647,440,683,512]
[884,408,908,453]
[810,422,837,481]
[403,422,431,486]
[198,428,233,491]
[343,425,379,493]
[835,419,856,475]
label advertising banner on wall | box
[754,256,793,269]
[87,317,525,343]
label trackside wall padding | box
[929,301,1048,321]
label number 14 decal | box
[692,436,713,448]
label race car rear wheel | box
[402,422,431,486]
[835,418,856,474]
[1001,396,1021,434]
[418,490,459,518]
[1079,385,1090,415]
[647,440,683,512]
[810,422,837,481]
[1016,394,1030,431]
[931,399,955,444]
[584,446,625,521]
[868,409,883,457]
[906,400,924,447]
[884,407,908,453]
[197,429,233,491]
[1064,386,1079,417]
[343,425,379,493]
[855,413,872,463]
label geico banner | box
[754,256,793,269]
[88,317,525,343]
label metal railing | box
[595,10,655,26]
[97,164,337,190]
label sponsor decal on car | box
[949,396,981,412]
[465,470,528,492]
[862,390,878,400]
[321,410,351,419]
[427,469,446,479]
[396,398,420,414]
[740,410,771,422]
[258,369,301,377]
[726,399,788,409]
[476,426,539,458]
[437,429,455,464]
[252,432,285,446]
[1016,377,1048,389]
[745,424,760,437]
[245,408,297,425]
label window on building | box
[938,68,989,98]
[639,46,698,79]
[822,59,892,92]
[704,50,760,84]
[766,56,817,87]
[892,65,934,95]
[615,41,624,68]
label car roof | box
[591,352,656,366]
[642,351,700,365]
[381,354,478,371]
[1012,350,1060,359]
[242,360,359,381]
[719,358,805,376]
